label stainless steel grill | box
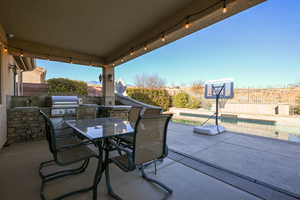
[50,96,79,117]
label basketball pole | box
[216,94,219,126]
[215,84,225,127]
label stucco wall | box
[22,67,46,83]
[0,51,15,149]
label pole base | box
[193,125,225,135]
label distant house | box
[22,67,46,83]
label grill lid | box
[51,96,79,103]
[51,96,79,107]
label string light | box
[184,17,192,29]
[222,0,227,14]
[161,33,166,42]
[143,44,148,51]
[5,0,226,67]
[130,49,134,56]
[121,0,223,60]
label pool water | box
[178,112,300,143]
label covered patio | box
[1,122,299,200]
[0,123,261,200]
[0,0,266,105]
[0,0,281,200]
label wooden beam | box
[7,38,105,67]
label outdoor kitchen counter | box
[97,105,131,120]
[6,105,132,145]
[6,107,49,145]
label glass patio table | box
[65,117,134,200]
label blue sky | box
[37,0,300,88]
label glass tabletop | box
[65,118,134,140]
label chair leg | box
[39,159,89,181]
[41,181,94,200]
[93,142,104,200]
[105,149,122,200]
[140,165,173,194]
[40,159,100,200]
[39,160,56,177]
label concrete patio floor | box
[1,121,299,200]
[167,122,300,198]
[0,139,262,200]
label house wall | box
[22,67,46,83]
[0,50,15,149]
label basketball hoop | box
[194,78,234,135]
[219,98,229,109]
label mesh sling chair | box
[115,106,143,145]
[39,110,100,200]
[116,108,169,157]
[39,110,86,176]
[142,107,162,116]
[39,109,90,169]
[116,107,162,146]
[107,114,173,198]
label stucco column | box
[17,71,23,96]
[102,66,115,105]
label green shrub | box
[173,92,201,109]
[173,92,189,108]
[127,88,171,110]
[47,78,88,95]
[187,96,201,109]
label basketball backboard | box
[204,78,234,99]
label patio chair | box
[116,107,162,145]
[76,106,97,120]
[107,114,173,198]
[39,110,99,200]
[115,106,142,145]
[128,106,143,126]
[142,107,162,116]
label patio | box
[1,122,299,200]
[0,128,258,200]
[1,1,286,200]
[167,122,300,200]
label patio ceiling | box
[0,0,266,67]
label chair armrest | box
[109,139,132,155]
[109,139,135,172]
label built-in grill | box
[50,96,79,117]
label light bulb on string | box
[161,33,166,42]
[223,0,227,14]
[184,17,192,29]
[143,44,148,51]
[130,49,134,56]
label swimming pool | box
[178,112,300,143]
